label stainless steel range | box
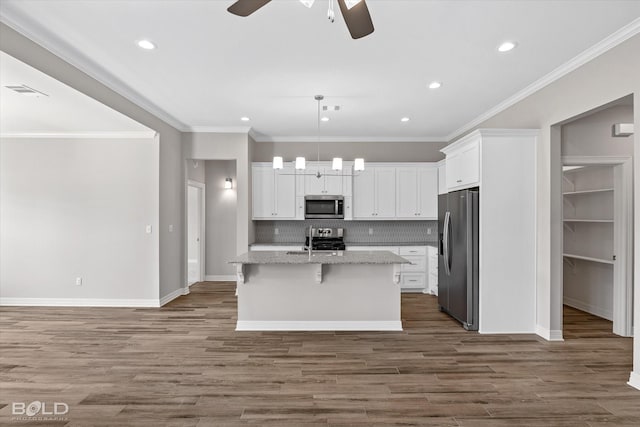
[305,227,345,251]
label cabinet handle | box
[456,179,462,183]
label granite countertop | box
[230,250,410,265]
[250,242,436,247]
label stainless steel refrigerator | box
[438,188,479,331]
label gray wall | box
[457,33,639,379]
[186,159,206,183]
[0,23,185,301]
[1,137,159,301]
[252,140,446,162]
[205,160,237,277]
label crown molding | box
[0,10,189,132]
[446,17,640,142]
[252,135,447,143]
[0,131,157,139]
[187,126,252,133]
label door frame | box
[561,156,633,337]
[187,180,206,287]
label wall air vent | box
[4,85,49,97]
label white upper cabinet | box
[396,166,438,219]
[444,136,480,191]
[353,166,396,219]
[252,163,296,220]
[303,162,345,195]
[437,160,447,195]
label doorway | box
[187,180,206,286]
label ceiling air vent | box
[4,84,49,97]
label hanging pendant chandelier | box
[272,95,365,177]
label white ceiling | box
[0,51,151,135]
[1,0,639,141]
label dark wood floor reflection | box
[1,282,638,426]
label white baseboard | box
[236,320,403,331]
[205,275,236,282]
[628,372,640,391]
[479,329,537,335]
[563,296,613,321]
[0,297,160,308]
[535,324,564,341]
[159,287,189,306]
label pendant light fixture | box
[272,95,364,176]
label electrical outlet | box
[75,277,82,286]
[427,228,432,235]
[145,225,152,234]
[368,228,373,235]
[274,228,279,235]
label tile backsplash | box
[255,220,437,244]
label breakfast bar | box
[230,250,409,331]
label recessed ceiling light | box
[401,117,410,122]
[137,39,156,50]
[321,117,330,122]
[240,117,250,122]
[428,81,441,90]
[497,41,517,52]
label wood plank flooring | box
[1,282,638,426]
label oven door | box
[305,196,344,219]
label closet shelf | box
[563,188,613,196]
[563,219,613,223]
[563,253,614,265]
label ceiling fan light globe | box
[345,0,362,10]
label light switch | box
[169,224,174,232]
[146,225,152,234]
[75,277,82,286]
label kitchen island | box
[229,250,409,331]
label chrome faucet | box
[307,225,313,261]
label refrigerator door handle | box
[443,211,451,276]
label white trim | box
[159,287,189,306]
[446,17,640,141]
[0,298,160,308]
[235,320,403,331]
[535,325,565,341]
[0,10,188,132]
[479,329,537,335]
[252,135,446,143]
[0,131,157,139]
[628,372,640,391]
[187,126,251,133]
[187,180,206,284]
[205,275,236,282]
[563,296,613,322]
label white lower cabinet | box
[250,245,303,251]
[346,245,430,293]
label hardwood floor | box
[1,282,638,426]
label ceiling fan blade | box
[337,0,374,39]
[227,0,272,17]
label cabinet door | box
[374,168,396,218]
[418,167,438,219]
[353,168,376,218]
[324,171,343,195]
[274,168,296,218]
[252,166,274,219]
[304,166,325,195]
[460,143,480,186]
[396,167,418,218]
[438,162,447,195]
[446,141,480,190]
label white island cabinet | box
[230,251,409,331]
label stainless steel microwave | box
[304,195,344,219]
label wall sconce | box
[224,178,233,189]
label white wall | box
[205,160,237,277]
[0,23,185,303]
[0,137,159,303]
[457,33,639,386]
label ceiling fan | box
[227,0,374,39]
